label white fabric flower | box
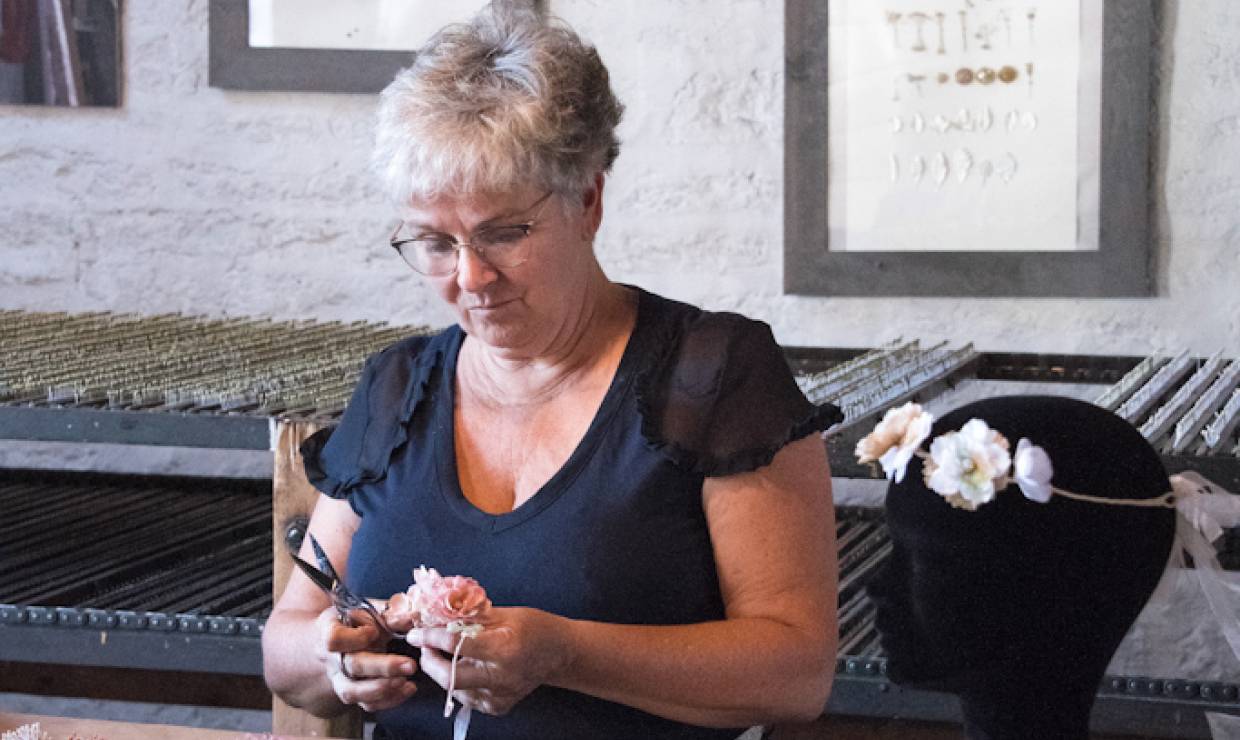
[925,419,1012,510]
[1013,438,1054,503]
[855,402,934,483]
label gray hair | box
[373,2,624,205]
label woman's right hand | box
[317,606,419,712]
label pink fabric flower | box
[386,566,491,628]
[385,567,492,727]
[415,568,491,626]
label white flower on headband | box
[923,419,1012,510]
[855,402,933,483]
[1013,438,1054,503]
[857,405,1063,510]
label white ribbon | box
[1167,472,1240,667]
[453,706,473,740]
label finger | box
[421,653,496,694]
[414,647,452,690]
[383,609,417,634]
[340,651,418,680]
[332,674,417,710]
[325,621,381,654]
[456,687,517,717]
[406,626,486,658]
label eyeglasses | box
[389,191,555,276]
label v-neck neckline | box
[433,288,649,533]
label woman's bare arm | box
[262,494,417,715]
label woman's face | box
[399,184,602,355]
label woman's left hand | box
[406,606,570,716]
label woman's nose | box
[455,246,499,291]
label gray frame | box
[208,0,540,93]
[785,1,1156,297]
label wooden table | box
[1,712,319,740]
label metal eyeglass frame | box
[389,191,556,276]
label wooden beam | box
[271,420,363,738]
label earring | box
[910,155,927,184]
[978,105,994,133]
[954,148,974,183]
[932,151,950,188]
[996,153,1018,184]
[886,12,903,49]
[908,11,930,52]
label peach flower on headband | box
[855,402,933,483]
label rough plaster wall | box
[0,0,1237,355]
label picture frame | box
[784,1,1157,297]
[208,0,540,94]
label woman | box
[865,396,1176,739]
[262,4,841,738]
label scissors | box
[291,534,399,638]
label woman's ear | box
[580,171,605,241]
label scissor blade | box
[309,534,342,584]
[290,552,335,594]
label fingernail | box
[401,661,416,675]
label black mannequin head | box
[867,396,1176,739]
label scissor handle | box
[335,594,401,639]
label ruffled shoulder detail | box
[634,293,842,477]
[301,328,458,499]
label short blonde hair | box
[373,2,624,205]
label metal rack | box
[3,311,1239,736]
[0,470,269,675]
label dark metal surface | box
[0,406,271,450]
[0,470,270,674]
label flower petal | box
[1014,438,1054,503]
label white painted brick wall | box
[1,1,1237,355]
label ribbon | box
[454,706,473,740]
[1167,472,1240,667]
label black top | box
[302,287,842,740]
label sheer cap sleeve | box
[637,308,842,477]
[301,332,446,499]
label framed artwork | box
[209,0,536,94]
[0,0,121,107]
[785,0,1156,297]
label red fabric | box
[0,0,33,64]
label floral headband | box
[854,401,1231,513]
[858,401,1240,663]
[853,401,1153,511]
